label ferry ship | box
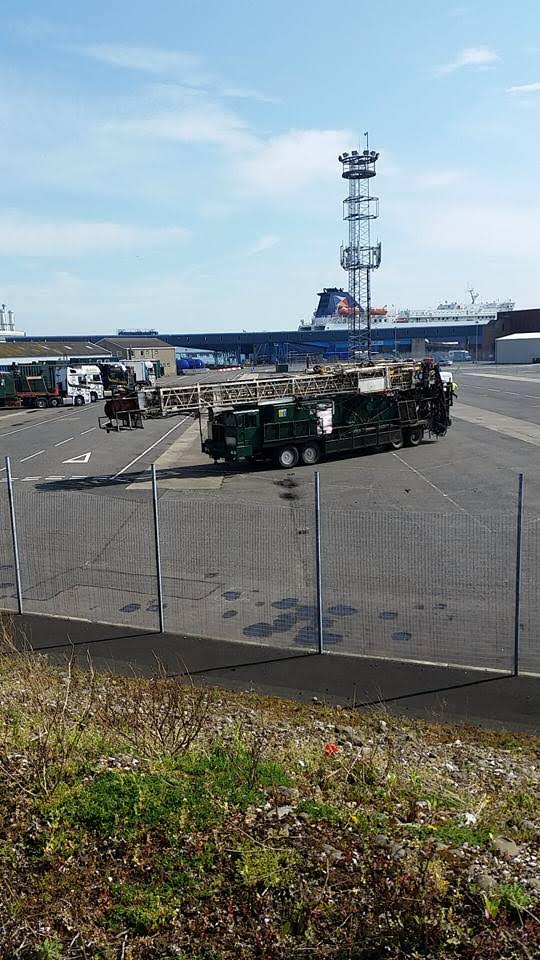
[299,288,514,334]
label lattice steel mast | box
[339,136,382,358]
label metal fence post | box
[513,472,524,677]
[314,471,324,654]
[151,463,165,633]
[5,456,23,615]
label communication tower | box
[339,137,382,357]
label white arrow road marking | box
[63,452,92,464]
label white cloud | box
[246,234,280,255]
[220,86,280,105]
[109,99,258,152]
[0,211,188,256]
[238,129,352,197]
[435,46,498,76]
[71,43,278,104]
[72,43,212,85]
[507,81,540,94]
[107,98,350,197]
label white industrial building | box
[495,332,540,365]
[0,304,25,337]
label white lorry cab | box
[55,365,104,405]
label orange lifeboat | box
[369,306,388,316]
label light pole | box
[475,322,479,363]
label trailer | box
[99,359,453,467]
[0,369,57,408]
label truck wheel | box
[405,427,423,447]
[34,398,47,409]
[74,395,85,406]
[276,445,299,469]
[90,392,98,403]
[48,397,60,407]
[389,433,404,450]
[301,443,320,465]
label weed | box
[412,820,492,847]
[105,881,179,934]
[298,799,342,822]
[50,746,290,841]
[238,842,300,888]
[483,882,533,919]
[36,939,63,960]
[0,628,97,798]
[97,664,213,761]
[52,769,186,839]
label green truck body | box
[0,371,17,405]
[203,366,452,468]
[0,369,55,408]
[12,363,56,391]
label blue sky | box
[2,0,540,334]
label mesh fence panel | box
[15,490,158,630]
[0,480,17,613]
[4,480,537,674]
[321,509,516,671]
[522,520,539,676]
[159,499,317,651]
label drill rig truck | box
[99,359,453,468]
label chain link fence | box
[522,520,539,676]
[0,476,17,614]
[0,467,537,675]
[321,510,518,672]
[11,488,159,631]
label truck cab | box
[55,365,104,405]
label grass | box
[0,613,539,959]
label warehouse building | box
[484,307,540,357]
[0,340,112,364]
[495,333,540,365]
[97,336,176,376]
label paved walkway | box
[11,613,540,733]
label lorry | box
[448,350,472,362]
[100,358,453,468]
[0,369,57,408]
[52,364,104,405]
[127,360,156,387]
[2,363,104,406]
